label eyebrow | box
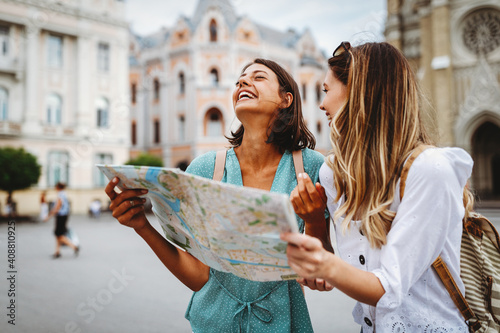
[239,70,269,78]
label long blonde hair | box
[326,42,474,248]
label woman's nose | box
[237,76,251,87]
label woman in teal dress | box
[105,59,328,332]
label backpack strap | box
[399,145,480,331]
[292,150,304,179]
[213,150,228,181]
[213,149,304,181]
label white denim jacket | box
[320,147,472,332]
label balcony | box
[0,55,23,79]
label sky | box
[125,0,387,54]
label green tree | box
[0,146,41,198]
[125,153,164,167]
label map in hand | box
[97,164,300,281]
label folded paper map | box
[97,164,300,281]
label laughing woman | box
[105,59,327,332]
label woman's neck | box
[235,130,282,165]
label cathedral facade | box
[128,0,329,170]
[386,0,500,203]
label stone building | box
[385,0,500,203]
[0,0,130,214]
[129,0,329,170]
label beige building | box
[386,0,500,204]
[129,0,329,170]
[0,0,130,214]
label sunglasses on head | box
[333,41,351,58]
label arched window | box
[94,153,113,186]
[131,121,137,146]
[153,119,160,144]
[209,19,218,42]
[46,93,62,125]
[0,87,8,121]
[178,115,185,141]
[176,161,189,171]
[302,83,307,101]
[205,108,223,137]
[153,78,160,101]
[179,72,185,94]
[47,150,69,186]
[316,120,322,135]
[131,83,137,104]
[210,68,219,86]
[316,82,322,103]
[96,97,109,128]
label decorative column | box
[22,26,41,134]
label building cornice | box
[0,0,129,29]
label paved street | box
[1,209,499,333]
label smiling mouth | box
[238,91,257,101]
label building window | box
[47,34,63,68]
[317,120,322,135]
[0,25,9,57]
[179,72,185,94]
[47,151,69,187]
[205,108,223,137]
[210,68,219,86]
[131,121,137,145]
[316,83,322,103]
[96,97,109,128]
[97,42,110,72]
[153,119,160,143]
[178,115,185,141]
[0,87,7,121]
[46,93,62,125]
[209,19,218,42]
[131,83,137,104]
[302,83,307,101]
[153,78,160,101]
[94,153,113,187]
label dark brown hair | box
[226,58,315,152]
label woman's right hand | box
[105,177,149,231]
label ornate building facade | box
[129,0,329,170]
[386,0,500,203]
[0,0,130,214]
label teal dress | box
[184,148,325,333]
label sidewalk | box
[0,213,357,333]
[1,209,499,333]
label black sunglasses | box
[333,41,351,58]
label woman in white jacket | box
[282,41,473,332]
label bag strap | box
[213,150,228,181]
[213,149,304,182]
[399,145,479,331]
[292,150,304,179]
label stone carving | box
[463,9,500,55]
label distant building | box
[129,0,329,170]
[386,0,500,203]
[0,0,129,214]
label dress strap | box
[210,270,284,333]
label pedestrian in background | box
[40,191,49,222]
[44,182,79,258]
